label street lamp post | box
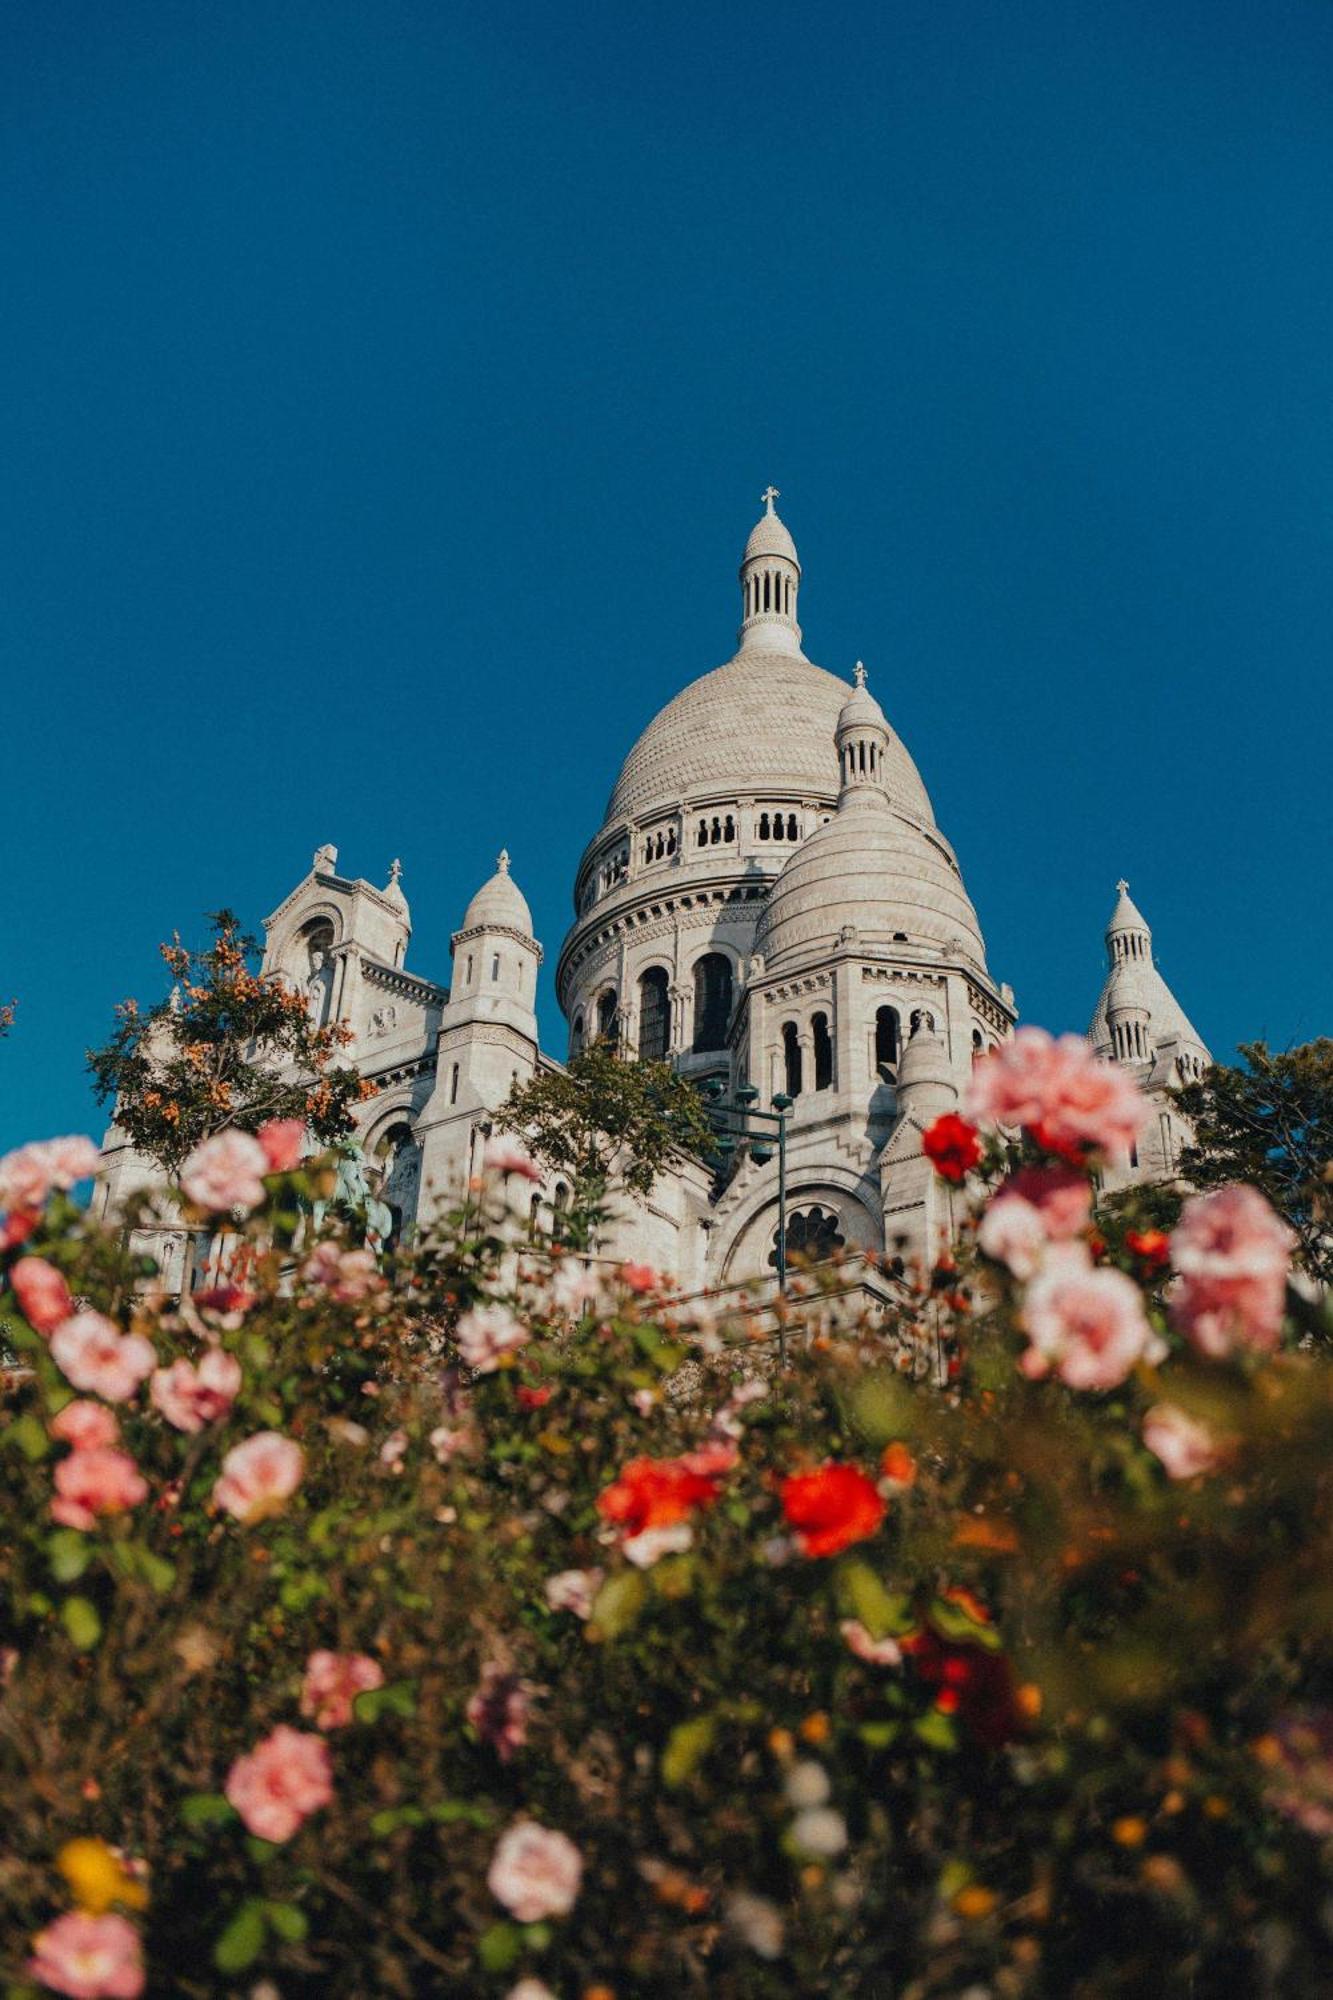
[702,1080,794,1354]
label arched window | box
[491,954,501,982]
[300,921,335,1028]
[782,1020,803,1098]
[787,813,799,841]
[874,1006,899,1074]
[770,1204,845,1270]
[637,966,670,1061]
[972,1027,985,1064]
[758,812,770,840]
[374,1121,421,1254]
[692,954,733,1053]
[464,954,473,984]
[449,1062,461,1105]
[571,1014,584,1057]
[596,989,618,1041]
[812,1012,833,1090]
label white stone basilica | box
[98,494,1212,1294]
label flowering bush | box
[2,1064,1333,1996]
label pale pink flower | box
[998,1164,1092,1237]
[1169,1184,1294,1358]
[487,1821,583,1923]
[51,1401,120,1451]
[0,1135,99,1216]
[180,1130,269,1214]
[258,1118,306,1173]
[51,1447,148,1531]
[620,1261,665,1294]
[50,1313,156,1404]
[455,1302,530,1373]
[379,1428,409,1469]
[483,1137,543,1183]
[300,1649,384,1729]
[467,1663,535,1762]
[1021,1244,1165,1391]
[37,1136,103,1189]
[977,1194,1049,1279]
[543,1568,603,1619]
[212,1432,305,1524]
[150,1350,242,1433]
[623,1521,693,1568]
[839,1618,904,1666]
[300,1241,384,1304]
[429,1421,479,1464]
[1142,1403,1222,1480]
[966,1028,1147,1160]
[549,1261,604,1318]
[10,1256,75,1334]
[224,1724,333,1841]
[26,1910,144,1999]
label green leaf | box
[589,1568,646,1639]
[214,1899,267,1973]
[47,1529,93,1583]
[662,1713,717,1787]
[181,1792,238,1830]
[264,1901,309,1944]
[111,1542,177,1594]
[858,1720,901,1748]
[477,1922,522,1973]
[5,1412,50,1462]
[834,1558,915,1640]
[61,1595,101,1650]
[913,1709,959,1751]
[928,1593,1003,1652]
[353,1678,417,1723]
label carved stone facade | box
[96,495,1209,1295]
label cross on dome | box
[853,660,867,688]
[1117,877,1129,895]
[761,484,780,513]
[497,848,511,874]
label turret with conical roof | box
[1089,880,1209,1081]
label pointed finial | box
[1116,878,1129,895]
[497,849,511,875]
[389,857,402,883]
[761,484,780,514]
[853,659,867,689]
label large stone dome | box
[604,648,936,827]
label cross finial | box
[389,857,402,883]
[497,848,511,875]
[761,484,780,514]
[1116,877,1129,895]
[853,659,867,688]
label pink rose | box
[1020,1244,1165,1391]
[1169,1184,1294,1358]
[620,1262,665,1294]
[543,1568,603,1619]
[212,1432,305,1524]
[224,1724,333,1842]
[966,1028,1147,1161]
[10,1256,75,1335]
[51,1401,120,1451]
[26,1910,144,1999]
[487,1821,583,1923]
[300,1241,384,1304]
[549,1262,604,1318]
[483,1137,543,1183]
[180,1130,269,1214]
[976,1193,1049,1279]
[455,1302,530,1373]
[49,1313,157,1404]
[840,1619,904,1666]
[0,1136,100,1216]
[150,1350,242,1433]
[998,1165,1093,1238]
[467,1663,535,1763]
[300,1648,385,1729]
[51,1447,148,1531]
[258,1118,306,1173]
[37,1136,103,1190]
[1142,1403,1222,1480]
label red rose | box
[597,1455,724,1537]
[921,1114,982,1183]
[517,1384,553,1410]
[780,1463,886,1559]
[1126,1229,1171,1274]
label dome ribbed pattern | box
[459,858,533,937]
[604,652,936,826]
[743,510,800,566]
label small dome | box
[836,662,889,736]
[743,505,800,568]
[897,1023,954,1096]
[383,858,410,915]
[459,850,533,937]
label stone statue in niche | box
[305,931,334,1028]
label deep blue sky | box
[3,0,1330,1154]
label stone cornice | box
[361,959,449,1003]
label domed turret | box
[460,850,533,939]
[895,1018,958,1122]
[1089,880,1209,1077]
[738,486,803,657]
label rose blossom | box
[257,1118,305,1173]
[619,1262,665,1294]
[224,1724,333,1842]
[51,1401,120,1452]
[543,1568,603,1618]
[487,1821,583,1923]
[966,1027,1147,1161]
[180,1130,269,1214]
[51,1447,148,1531]
[921,1112,983,1183]
[300,1241,384,1304]
[300,1649,385,1729]
[780,1463,886,1559]
[49,1313,156,1404]
[26,1911,144,1999]
[455,1302,530,1373]
[840,1618,904,1666]
[10,1256,75,1335]
[483,1136,543,1182]
[597,1454,726,1541]
[976,1192,1050,1279]
[150,1350,242,1433]
[212,1432,305,1524]
[1169,1184,1294,1358]
[1142,1403,1222,1480]
[1020,1243,1165,1391]
[623,1521,694,1568]
[0,1135,100,1215]
[549,1261,604,1318]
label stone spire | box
[834,661,891,805]
[738,486,803,657]
[1089,881,1209,1076]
